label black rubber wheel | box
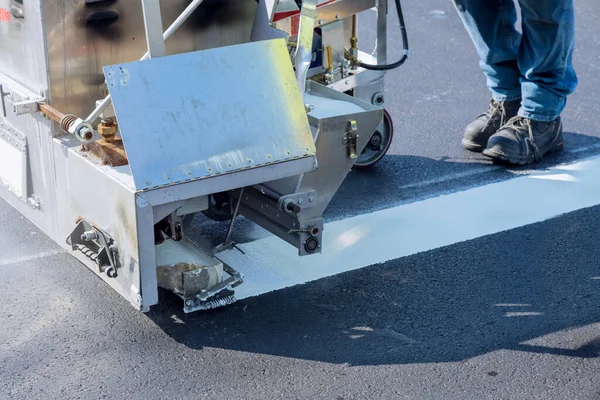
[353,109,394,169]
[201,192,233,222]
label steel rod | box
[40,103,66,124]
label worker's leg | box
[452,0,522,152]
[516,0,577,121]
[484,0,578,165]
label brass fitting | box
[98,120,118,142]
[326,45,334,72]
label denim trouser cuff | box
[491,93,521,102]
[518,110,559,122]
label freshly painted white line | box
[220,155,600,300]
[0,249,64,267]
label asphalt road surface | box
[2,0,600,399]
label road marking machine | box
[0,0,407,312]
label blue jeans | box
[452,0,578,122]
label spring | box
[197,295,236,310]
[75,244,97,261]
[60,114,78,132]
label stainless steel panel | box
[0,0,48,93]
[63,142,146,309]
[265,81,382,218]
[105,38,316,191]
[42,0,258,119]
[140,157,317,206]
[0,119,27,200]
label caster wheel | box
[354,109,394,169]
[201,192,233,222]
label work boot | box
[461,98,520,152]
[483,115,564,165]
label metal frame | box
[141,0,166,58]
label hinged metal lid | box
[105,38,316,191]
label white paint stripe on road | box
[0,249,64,267]
[220,155,600,300]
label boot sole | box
[461,138,486,153]
[482,133,564,166]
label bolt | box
[370,133,382,147]
[109,244,118,253]
[76,125,94,141]
[335,14,340,19]
[186,300,194,307]
[372,92,385,106]
[309,196,315,202]
[104,266,118,279]
[318,20,324,25]
[81,230,98,241]
[308,226,320,236]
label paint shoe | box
[483,116,564,165]
[462,98,520,152]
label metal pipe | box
[85,0,207,123]
[253,184,281,201]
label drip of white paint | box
[0,249,64,267]
[219,155,600,300]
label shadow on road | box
[148,186,600,367]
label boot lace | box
[502,116,542,161]
[482,101,511,132]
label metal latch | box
[343,119,359,159]
[13,97,45,116]
[0,83,46,117]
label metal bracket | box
[67,219,120,279]
[343,119,359,159]
[183,263,244,313]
